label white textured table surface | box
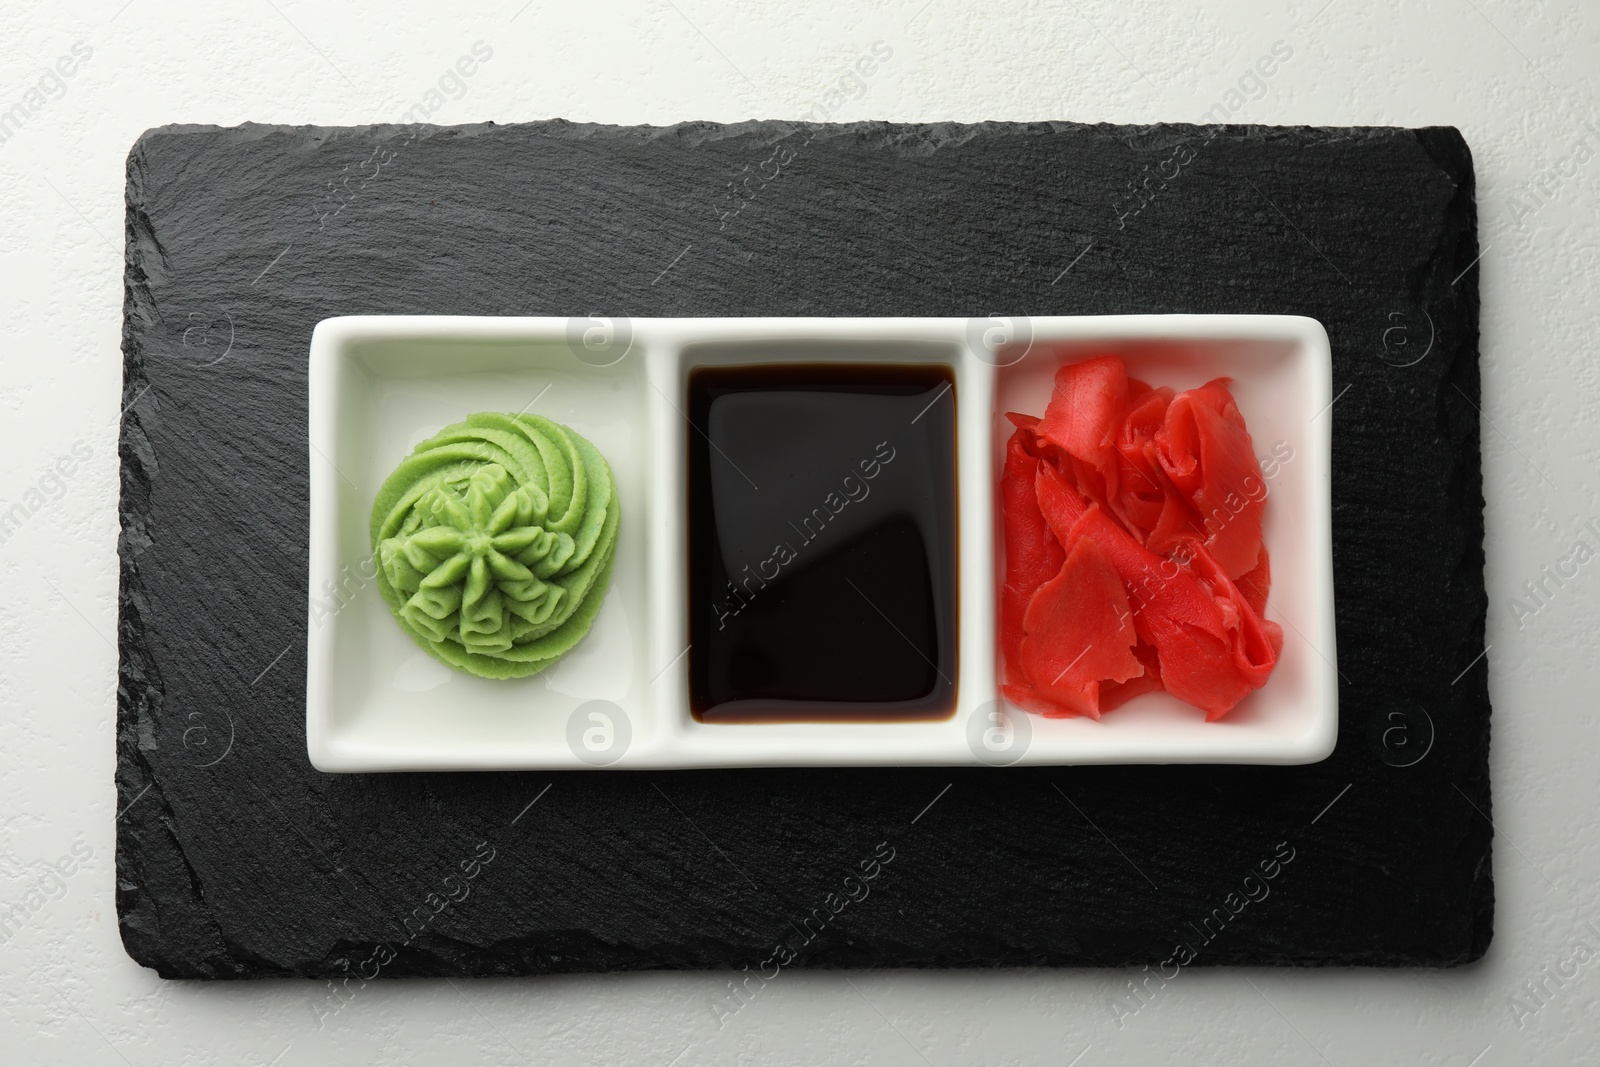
[1,1,1594,1064]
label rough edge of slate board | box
[115,120,1490,980]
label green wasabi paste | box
[370,412,619,680]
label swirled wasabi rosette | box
[370,412,620,679]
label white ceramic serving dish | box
[307,315,1336,771]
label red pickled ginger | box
[999,355,1283,721]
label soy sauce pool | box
[687,363,958,723]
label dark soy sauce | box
[687,363,958,723]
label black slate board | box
[116,120,1489,979]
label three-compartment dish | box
[306,315,1336,771]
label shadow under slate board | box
[116,120,1488,978]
